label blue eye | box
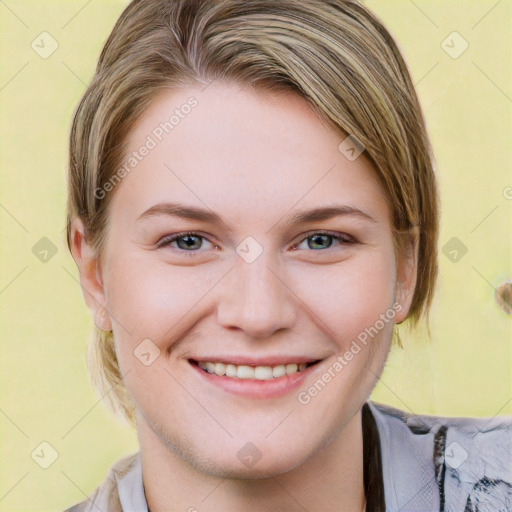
[156,230,355,256]
[156,232,214,255]
[294,231,355,251]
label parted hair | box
[66,0,439,425]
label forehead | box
[108,83,390,228]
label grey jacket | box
[63,400,512,511]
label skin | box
[70,82,418,512]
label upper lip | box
[189,356,322,367]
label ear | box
[393,228,419,324]
[69,217,112,331]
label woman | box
[64,0,512,510]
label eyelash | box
[155,230,356,256]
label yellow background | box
[0,1,510,510]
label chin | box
[202,452,307,480]
[140,404,325,480]
[198,438,314,480]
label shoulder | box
[368,400,512,511]
[62,452,140,512]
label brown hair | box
[66,0,439,425]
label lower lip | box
[189,360,319,399]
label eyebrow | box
[136,202,378,228]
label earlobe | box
[394,229,419,324]
[69,217,112,331]
[94,306,112,332]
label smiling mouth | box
[189,359,321,380]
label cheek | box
[103,254,227,362]
[291,251,397,343]
[104,236,397,364]
[102,256,211,410]
[291,254,397,421]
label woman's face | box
[73,82,417,477]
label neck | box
[139,409,366,512]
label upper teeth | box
[197,361,308,380]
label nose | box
[216,250,297,339]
